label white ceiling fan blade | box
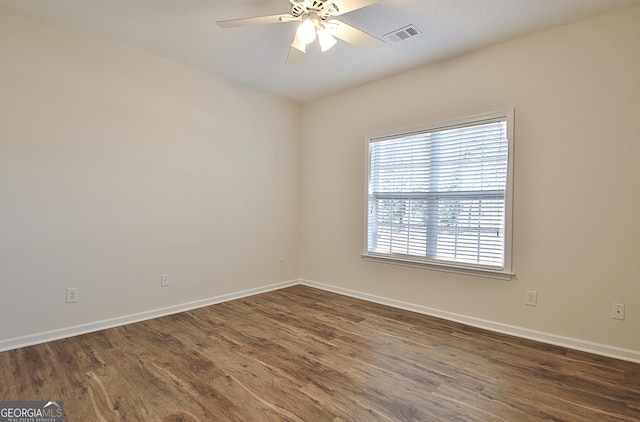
[331,0,382,16]
[286,34,306,64]
[286,46,306,64]
[217,14,298,28]
[328,20,384,50]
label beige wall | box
[0,6,300,341]
[2,3,639,358]
[300,6,640,352]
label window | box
[363,110,514,279]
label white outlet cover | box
[66,287,79,303]
[612,303,625,320]
[525,290,537,307]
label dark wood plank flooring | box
[1,285,638,421]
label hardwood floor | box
[1,285,638,421]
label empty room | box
[1,0,639,420]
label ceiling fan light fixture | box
[318,29,337,52]
[291,33,307,53]
[296,18,317,44]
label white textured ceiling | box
[1,0,638,103]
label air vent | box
[384,24,421,43]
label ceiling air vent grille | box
[384,25,421,43]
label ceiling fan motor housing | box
[290,0,338,20]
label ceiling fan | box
[216,0,384,64]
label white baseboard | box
[3,278,639,364]
[299,279,640,364]
[0,279,298,353]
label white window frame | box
[362,109,515,280]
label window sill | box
[361,253,514,281]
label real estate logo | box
[0,401,63,422]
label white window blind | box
[365,111,513,275]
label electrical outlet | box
[612,303,625,320]
[525,290,537,307]
[66,287,79,303]
[279,258,285,268]
[161,275,170,287]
